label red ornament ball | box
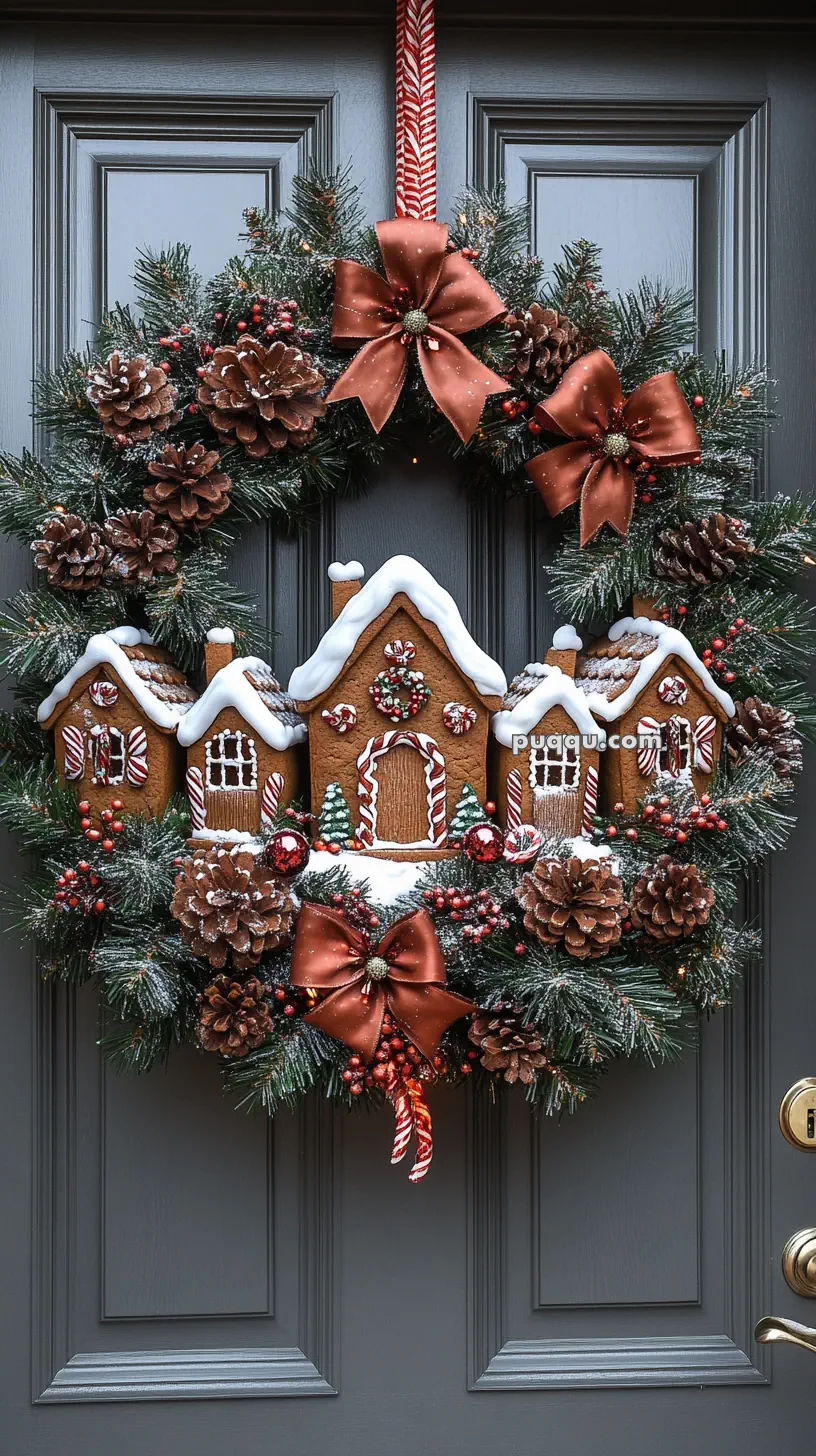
[463,822,504,864]
[263,828,310,878]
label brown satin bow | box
[289,904,475,1063]
[325,217,511,443]
[525,349,701,547]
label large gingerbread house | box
[289,557,507,858]
[37,626,197,818]
[177,629,306,843]
[574,601,735,814]
[492,627,605,839]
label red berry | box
[484,801,496,815]
[86,828,101,841]
[675,829,689,844]
[112,820,124,833]
[625,828,638,841]
[101,809,113,822]
[659,812,673,825]
[658,795,670,808]
[735,617,745,628]
[159,360,172,374]
[606,825,618,839]
[514,943,527,956]
[265,324,275,336]
[94,899,106,914]
[700,794,712,806]
[712,636,725,651]
[693,394,704,408]
[639,493,652,505]
[111,799,123,811]
[677,605,688,616]
[78,800,90,814]
[283,1004,295,1017]
[643,804,656,817]
[350,1083,364,1096]
[77,860,90,872]
[236,320,247,332]
[614,801,624,814]
[528,419,542,435]
[102,838,114,853]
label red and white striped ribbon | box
[395,0,436,220]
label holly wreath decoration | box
[0,165,814,1179]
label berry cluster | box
[329,887,380,936]
[700,616,750,688]
[341,1011,429,1097]
[52,861,108,917]
[78,798,125,852]
[421,884,510,942]
[641,792,728,841]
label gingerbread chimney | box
[632,593,661,621]
[545,625,583,677]
[328,561,364,621]
[204,627,235,683]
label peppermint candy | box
[322,702,358,733]
[89,679,119,708]
[442,700,477,735]
[384,639,417,664]
[503,823,544,864]
[658,674,689,705]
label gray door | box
[2,8,815,1454]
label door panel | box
[1,14,815,1456]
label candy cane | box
[636,716,661,777]
[505,768,523,830]
[357,730,447,848]
[406,1078,434,1183]
[395,0,436,221]
[186,766,206,830]
[503,823,543,864]
[62,724,85,781]
[390,1087,414,1165]
[261,772,284,827]
[125,725,149,786]
[581,764,599,837]
[693,714,717,773]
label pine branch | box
[610,280,696,389]
[543,239,615,345]
[223,1022,343,1115]
[284,164,366,258]
[143,547,265,673]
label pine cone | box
[469,1010,549,1085]
[517,856,626,960]
[630,855,714,943]
[86,353,180,441]
[32,513,110,591]
[197,974,273,1058]
[505,304,584,385]
[171,847,295,970]
[144,443,232,530]
[653,514,752,586]
[104,509,178,583]
[726,697,803,779]
[197,337,326,458]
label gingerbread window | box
[529,736,580,794]
[658,716,691,776]
[205,730,258,791]
[88,724,126,785]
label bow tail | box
[525,440,595,518]
[418,327,510,443]
[303,980,388,1062]
[326,332,408,433]
[386,980,476,1064]
[579,458,636,547]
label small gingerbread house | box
[37,626,197,818]
[492,627,605,839]
[574,599,735,814]
[177,629,306,843]
[289,557,507,859]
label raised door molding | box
[466,96,771,1391]
[31,90,339,1404]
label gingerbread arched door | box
[373,743,430,844]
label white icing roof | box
[492,663,606,747]
[177,656,306,751]
[289,555,507,703]
[37,627,195,731]
[577,617,735,722]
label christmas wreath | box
[1,152,814,1179]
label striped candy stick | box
[62,724,85,781]
[581,764,599,837]
[125,725,149,786]
[185,766,206,830]
[505,768,523,830]
[693,714,717,773]
[261,772,284,828]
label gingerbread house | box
[37,626,197,818]
[289,557,507,859]
[176,629,306,843]
[574,599,735,814]
[492,627,605,839]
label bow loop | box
[327,216,510,441]
[290,904,474,1063]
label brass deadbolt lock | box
[779,1079,816,1151]
[782,1229,816,1297]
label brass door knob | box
[782,1228,816,1296]
[756,1316,816,1354]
